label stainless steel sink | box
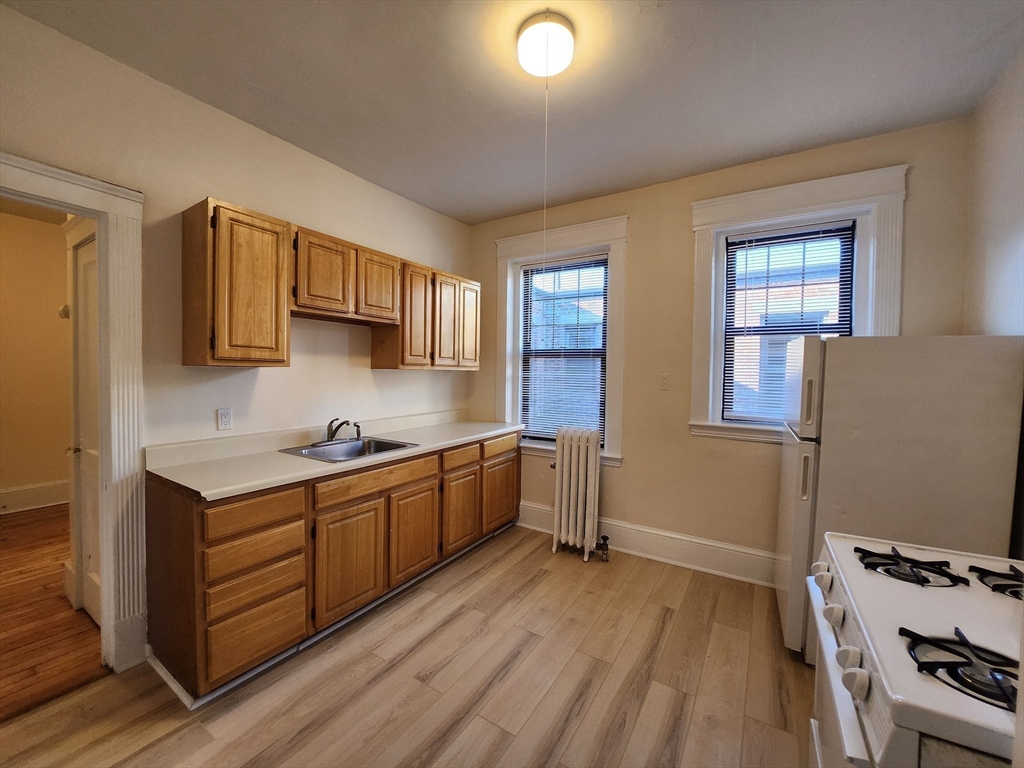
[280,437,418,463]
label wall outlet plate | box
[217,408,233,431]
[658,374,669,391]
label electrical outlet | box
[217,408,233,431]
[658,374,669,391]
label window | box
[723,222,854,423]
[688,165,906,443]
[521,258,608,442]
[495,215,626,463]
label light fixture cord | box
[542,11,549,271]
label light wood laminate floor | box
[0,527,814,767]
[0,505,107,722]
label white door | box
[71,229,101,625]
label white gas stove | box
[807,532,1021,767]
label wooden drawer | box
[205,554,305,622]
[204,520,305,582]
[314,455,438,511]
[207,588,306,684]
[442,444,480,472]
[482,433,518,459]
[204,487,304,542]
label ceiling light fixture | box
[517,11,574,77]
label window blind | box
[521,257,608,442]
[724,221,854,423]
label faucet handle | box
[353,422,362,439]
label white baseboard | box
[64,558,83,609]
[518,501,776,587]
[108,612,147,672]
[0,480,69,514]
[84,571,102,627]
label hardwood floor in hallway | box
[0,526,814,767]
[0,504,107,721]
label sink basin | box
[280,437,418,463]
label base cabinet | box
[314,498,386,630]
[146,431,519,698]
[482,454,519,534]
[389,480,440,587]
[442,466,481,558]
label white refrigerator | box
[774,335,1024,654]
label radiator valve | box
[596,535,610,562]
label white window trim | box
[495,215,626,466]
[690,165,907,444]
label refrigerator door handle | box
[800,454,811,500]
[803,377,816,426]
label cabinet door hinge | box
[210,213,217,229]
[210,332,216,351]
[310,524,316,540]
[311,607,316,622]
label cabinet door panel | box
[316,498,386,628]
[402,263,432,366]
[458,280,481,368]
[296,230,354,314]
[433,272,460,368]
[389,480,440,587]
[214,207,290,361]
[442,467,481,558]
[357,249,401,321]
[482,455,518,534]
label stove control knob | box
[835,645,861,670]
[823,603,844,628]
[841,667,870,701]
[810,561,829,575]
[813,572,833,592]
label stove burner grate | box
[855,546,969,588]
[898,626,1018,711]
[969,564,1023,601]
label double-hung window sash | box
[723,221,854,424]
[521,258,608,443]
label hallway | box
[0,504,107,721]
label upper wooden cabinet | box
[292,227,401,327]
[293,227,355,318]
[182,199,291,366]
[433,272,460,368]
[459,279,481,368]
[356,248,401,322]
[370,267,481,370]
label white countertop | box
[147,421,523,501]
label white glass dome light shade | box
[517,12,575,77]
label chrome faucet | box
[327,418,350,441]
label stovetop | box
[824,533,1022,759]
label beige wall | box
[966,51,1024,336]
[0,212,71,492]
[469,119,972,552]
[0,6,473,446]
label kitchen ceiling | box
[4,0,1022,224]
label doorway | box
[0,151,145,678]
[0,198,107,719]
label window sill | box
[519,439,623,467]
[688,421,783,445]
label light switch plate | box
[217,408,233,431]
